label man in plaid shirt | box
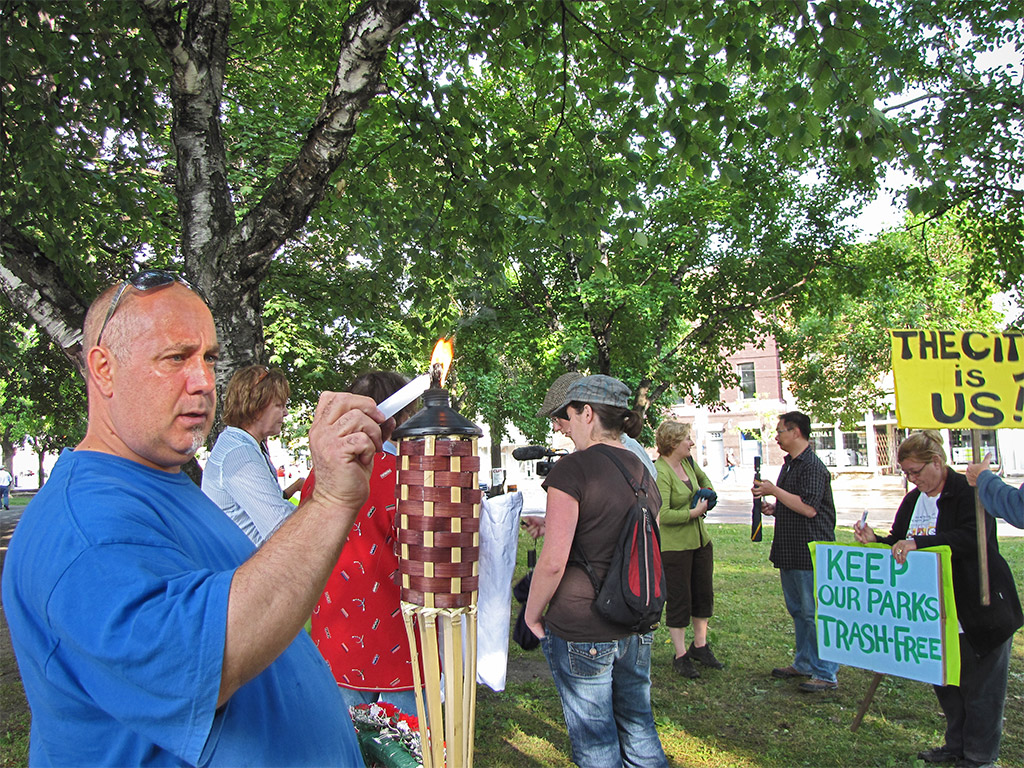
[752,411,839,693]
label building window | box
[738,362,756,399]
[739,428,762,465]
[948,429,998,464]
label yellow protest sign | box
[890,329,1024,429]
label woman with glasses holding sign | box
[854,430,1022,768]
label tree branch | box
[229,0,420,276]
[0,219,90,373]
[880,91,944,113]
[136,0,235,289]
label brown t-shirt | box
[541,443,661,641]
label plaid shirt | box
[769,445,836,570]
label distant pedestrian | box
[722,449,737,482]
[0,466,12,510]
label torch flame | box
[430,338,454,387]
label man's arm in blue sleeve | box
[978,470,1024,529]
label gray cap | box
[536,371,583,418]
[551,374,631,419]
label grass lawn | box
[2,520,1022,767]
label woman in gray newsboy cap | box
[524,375,668,768]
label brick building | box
[665,339,1022,480]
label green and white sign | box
[809,542,960,686]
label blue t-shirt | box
[2,449,364,767]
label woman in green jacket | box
[655,420,723,679]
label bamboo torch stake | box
[402,607,430,757]
[421,610,445,768]
[443,613,464,768]
[466,605,478,768]
[970,430,991,606]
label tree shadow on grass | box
[476,668,574,767]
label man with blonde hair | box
[3,271,383,766]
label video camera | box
[511,445,569,477]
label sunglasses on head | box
[96,270,200,346]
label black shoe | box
[673,654,699,679]
[955,759,996,768]
[688,642,724,669]
[918,746,961,764]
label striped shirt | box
[202,426,295,546]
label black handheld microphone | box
[512,446,552,461]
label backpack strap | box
[567,443,652,593]
[591,443,651,498]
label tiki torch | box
[392,338,484,768]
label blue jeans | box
[0,485,8,508]
[779,569,839,683]
[541,633,668,768]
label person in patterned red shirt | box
[302,371,423,714]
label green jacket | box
[655,455,713,552]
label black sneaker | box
[918,746,961,764]
[688,642,724,669]
[673,654,699,679]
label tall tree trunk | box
[36,447,46,488]
[490,433,503,470]
[138,0,420,437]
[3,1,421,420]
[2,434,15,475]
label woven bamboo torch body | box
[393,386,483,768]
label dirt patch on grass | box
[501,653,552,686]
